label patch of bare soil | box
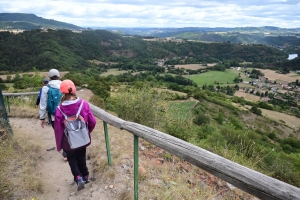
[76,88,94,101]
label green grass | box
[167,101,197,119]
[189,69,240,86]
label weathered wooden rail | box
[4,92,300,200]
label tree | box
[250,106,262,115]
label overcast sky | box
[0,0,299,28]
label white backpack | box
[57,101,90,149]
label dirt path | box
[8,89,122,199]
[10,118,118,200]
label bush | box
[268,132,277,140]
[108,88,166,128]
[193,113,210,126]
[89,95,106,109]
[250,106,262,115]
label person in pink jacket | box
[54,79,96,191]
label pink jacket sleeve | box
[54,109,65,152]
[84,101,96,133]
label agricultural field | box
[0,71,69,80]
[89,60,117,65]
[100,68,128,76]
[189,69,241,86]
[234,91,261,101]
[257,69,300,83]
[175,63,216,70]
[261,108,300,130]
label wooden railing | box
[4,92,300,200]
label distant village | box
[238,68,300,111]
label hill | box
[0,29,290,72]
[102,26,300,55]
[0,13,83,30]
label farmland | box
[0,71,69,80]
[188,69,241,86]
[100,68,128,76]
[175,63,216,70]
[234,91,261,101]
[258,69,300,83]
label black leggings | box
[65,147,89,180]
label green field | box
[167,101,197,119]
[100,68,128,76]
[189,69,241,86]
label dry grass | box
[260,108,300,130]
[7,96,39,118]
[258,69,300,83]
[234,91,261,102]
[0,125,43,199]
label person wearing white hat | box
[39,69,67,161]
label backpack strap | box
[76,100,85,117]
[57,100,85,120]
[57,105,68,120]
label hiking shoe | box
[83,175,90,183]
[75,176,85,191]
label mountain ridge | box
[0,13,83,30]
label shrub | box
[268,132,276,140]
[108,88,166,128]
[89,95,106,109]
[193,113,210,126]
[250,106,262,115]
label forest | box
[0,29,295,73]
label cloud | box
[0,0,299,28]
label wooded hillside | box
[0,13,82,30]
[0,29,289,72]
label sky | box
[0,0,299,28]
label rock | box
[105,185,108,190]
[90,189,94,193]
[57,188,60,192]
[199,181,207,189]
[3,190,9,193]
[226,182,236,190]
[70,192,75,196]
[169,181,177,186]
[139,165,146,176]
[217,180,223,187]
[109,185,114,189]
[122,164,130,170]
[149,178,163,186]
[70,181,75,185]
[46,147,55,151]
[140,146,145,151]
